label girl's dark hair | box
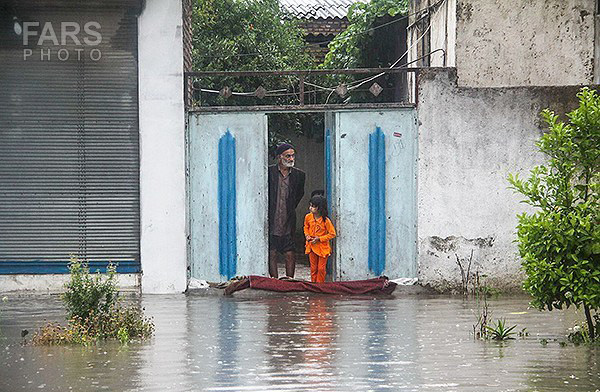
[310,189,325,198]
[309,194,328,220]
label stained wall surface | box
[455,0,595,87]
[416,68,582,291]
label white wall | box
[416,68,582,291]
[455,0,595,87]
[407,0,456,102]
[138,0,187,293]
[0,274,140,293]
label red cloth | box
[247,275,397,295]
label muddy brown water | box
[1,293,598,391]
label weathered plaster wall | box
[138,0,187,293]
[416,68,582,292]
[407,0,457,102]
[456,0,595,87]
[430,0,456,67]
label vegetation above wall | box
[192,0,320,146]
[192,0,313,105]
[190,0,410,141]
[323,0,408,70]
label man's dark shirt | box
[268,165,305,237]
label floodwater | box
[0,292,598,392]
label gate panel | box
[331,109,417,280]
[188,113,267,281]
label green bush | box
[62,256,118,321]
[32,258,154,345]
[324,0,408,70]
[508,87,600,340]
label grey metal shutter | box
[0,1,141,273]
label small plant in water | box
[117,326,130,345]
[455,250,474,296]
[485,319,517,341]
[567,323,594,345]
[518,328,529,338]
[32,257,154,345]
[472,273,492,340]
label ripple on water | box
[0,295,598,391]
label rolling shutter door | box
[0,1,141,273]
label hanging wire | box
[322,19,433,103]
[198,87,289,96]
[194,39,441,102]
[346,21,432,92]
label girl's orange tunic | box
[303,213,336,257]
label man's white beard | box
[283,160,295,168]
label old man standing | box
[268,143,305,278]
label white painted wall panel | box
[333,109,417,280]
[188,113,267,282]
[139,0,187,293]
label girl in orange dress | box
[304,194,336,283]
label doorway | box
[187,108,417,282]
[267,112,325,279]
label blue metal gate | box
[326,109,418,280]
[188,108,417,282]
[188,112,268,281]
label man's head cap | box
[275,143,294,156]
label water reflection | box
[367,300,394,389]
[216,300,239,387]
[525,344,600,391]
[138,295,190,391]
[342,298,420,390]
[0,294,599,391]
[303,297,336,368]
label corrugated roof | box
[280,0,367,20]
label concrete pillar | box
[138,0,187,293]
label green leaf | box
[508,87,600,318]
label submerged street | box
[1,293,598,391]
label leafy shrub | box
[508,87,600,340]
[62,256,118,321]
[32,258,154,345]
